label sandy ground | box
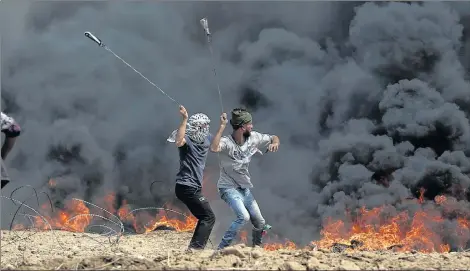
[1,230,470,270]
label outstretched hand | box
[267,143,279,153]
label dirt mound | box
[1,230,470,270]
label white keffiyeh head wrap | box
[167,113,210,144]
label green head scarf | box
[230,108,252,128]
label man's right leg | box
[184,190,216,249]
[217,188,250,250]
[1,137,16,160]
[175,184,215,249]
[243,189,266,247]
[1,160,10,189]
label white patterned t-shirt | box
[217,131,273,189]
[1,112,15,131]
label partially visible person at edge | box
[167,105,215,251]
[210,108,280,249]
[1,111,21,189]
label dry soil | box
[1,230,470,270]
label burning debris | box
[11,181,469,253]
[310,190,470,253]
[11,183,197,236]
[330,240,364,253]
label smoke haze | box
[2,1,470,248]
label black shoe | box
[252,228,263,247]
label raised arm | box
[210,113,228,152]
[175,105,189,147]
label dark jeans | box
[175,183,215,249]
[1,160,10,189]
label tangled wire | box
[0,184,211,252]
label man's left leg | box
[186,189,216,249]
[243,189,266,247]
[217,188,251,249]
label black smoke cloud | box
[2,1,470,248]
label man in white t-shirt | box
[210,108,280,249]
[1,111,21,189]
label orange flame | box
[435,195,446,205]
[234,230,297,251]
[418,188,426,204]
[12,191,197,235]
[12,182,470,253]
[239,231,248,243]
[13,200,91,232]
[311,203,469,253]
[264,239,296,251]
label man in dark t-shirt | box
[167,105,217,250]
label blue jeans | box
[217,187,266,249]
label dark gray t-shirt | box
[175,135,211,188]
